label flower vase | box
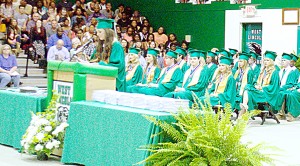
[37,152,48,161]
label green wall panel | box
[110,0,299,50]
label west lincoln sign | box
[53,81,73,122]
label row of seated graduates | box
[124,46,300,122]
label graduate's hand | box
[210,93,218,97]
[255,85,262,90]
[148,83,158,88]
[136,83,147,87]
[174,87,184,92]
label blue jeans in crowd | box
[0,73,20,88]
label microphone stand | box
[70,39,93,62]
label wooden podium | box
[47,61,118,103]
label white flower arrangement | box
[21,93,69,158]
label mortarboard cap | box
[175,47,187,57]
[249,51,259,59]
[189,50,201,58]
[282,53,292,61]
[219,56,233,65]
[129,47,140,55]
[96,18,114,29]
[166,50,178,59]
[290,53,299,62]
[229,48,238,56]
[219,49,231,57]
[239,53,250,61]
[147,48,159,57]
[207,51,217,57]
[264,51,277,61]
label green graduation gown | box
[245,68,280,111]
[136,65,182,97]
[206,63,218,82]
[233,67,254,110]
[177,60,189,74]
[127,66,161,93]
[126,65,143,87]
[275,67,299,111]
[286,81,300,117]
[231,62,238,75]
[164,65,208,104]
[98,41,126,92]
[203,74,236,108]
[250,63,260,84]
[290,67,300,85]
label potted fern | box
[137,97,276,166]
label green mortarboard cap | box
[282,53,292,60]
[188,48,196,55]
[229,48,238,56]
[291,53,299,61]
[129,47,140,55]
[249,51,259,59]
[199,50,206,59]
[264,51,277,61]
[175,47,186,57]
[166,50,178,59]
[219,56,233,65]
[219,49,231,57]
[207,51,217,57]
[239,53,250,61]
[189,50,200,58]
[147,48,159,57]
[96,18,114,29]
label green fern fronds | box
[137,95,277,166]
[143,115,186,142]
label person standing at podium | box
[95,18,126,92]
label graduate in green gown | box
[141,48,161,84]
[164,49,208,104]
[203,56,236,108]
[248,51,261,83]
[133,50,182,97]
[275,53,299,119]
[125,47,143,87]
[126,48,161,92]
[240,51,280,117]
[233,53,254,110]
[96,18,126,91]
[210,49,232,86]
[205,51,218,82]
[285,80,300,121]
[175,47,189,74]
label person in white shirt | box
[47,39,70,61]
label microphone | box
[70,38,93,62]
[73,38,93,55]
